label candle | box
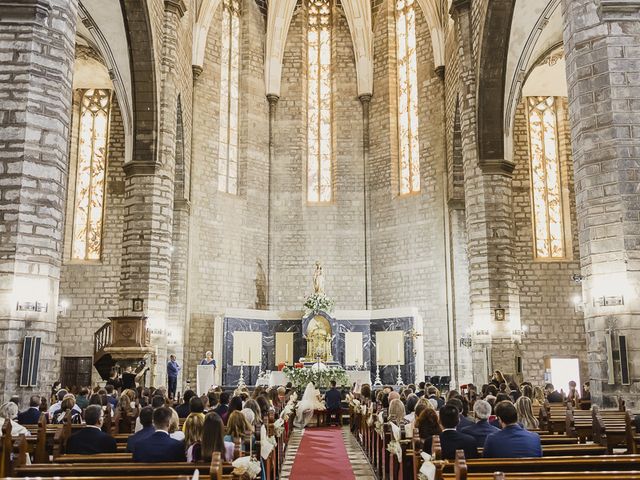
[249,349,252,365]
[397,344,401,363]
[285,344,289,363]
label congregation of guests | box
[354,370,590,461]
[0,377,293,466]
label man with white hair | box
[0,402,31,437]
[460,399,500,447]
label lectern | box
[197,365,216,395]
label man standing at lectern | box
[167,355,180,399]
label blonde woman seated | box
[169,408,185,441]
[184,413,204,462]
[0,402,30,437]
[388,398,407,426]
[515,396,539,430]
[225,410,254,454]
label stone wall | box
[510,98,587,385]
[269,3,367,311]
[369,0,450,377]
[186,0,269,383]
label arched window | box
[72,89,111,260]
[395,0,420,195]
[526,96,565,259]
[307,0,332,203]
[218,0,241,195]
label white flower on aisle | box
[418,452,437,480]
[232,456,261,478]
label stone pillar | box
[117,0,186,387]
[359,94,373,309]
[0,0,78,400]
[563,0,640,407]
[267,93,279,308]
[450,0,521,383]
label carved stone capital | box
[173,198,191,214]
[449,0,471,17]
[123,161,158,177]
[435,65,445,81]
[192,64,203,81]
[0,0,51,23]
[480,158,516,177]
[598,0,640,20]
[358,94,372,106]
[164,0,187,17]
[267,94,280,106]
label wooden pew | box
[592,406,636,453]
[543,402,568,434]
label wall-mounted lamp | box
[459,335,472,348]
[511,325,528,344]
[594,295,624,307]
[17,301,48,312]
[571,274,584,284]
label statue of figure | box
[313,261,324,294]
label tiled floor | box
[279,426,377,479]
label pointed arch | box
[192,0,223,72]
[342,0,373,96]
[264,0,298,97]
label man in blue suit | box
[167,354,180,400]
[438,405,478,460]
[66,405,117,455]
[461,399,499,447]
[133,407,186,462]
[18,396,42,425]
[483,401,542,458]
[127,406,155,453]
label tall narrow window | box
[72,89,111,260]
[307,0,332,203]
[395,0,420,195]
[218,0,241,195]
[527,96,565,259]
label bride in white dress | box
[294,382,325,428]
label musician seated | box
[66,405,117,455]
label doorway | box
[549,357,580,395]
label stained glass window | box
[218,0,241,195]
[526,96,565,259]
[72,89,111,260]
[307,0,332,203]
[395,0,420,195]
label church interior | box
[2,0,640,477]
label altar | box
[262,369,372,387]
[216,307,424,386]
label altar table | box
[264,370,371,387]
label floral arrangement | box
[283,365,349,391]
[303,292,335,313]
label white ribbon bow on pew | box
[232,456,262,478]
[260,424,276,460]
[273,418,285,437]
[404,422,414,438]
[191,469,200,480]
[361,404,367,416]
[375,412,384,438]
[418,452,436,480]
[387,422,402,463]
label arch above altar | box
[216,307,425,387]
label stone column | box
[450,0,520,383]
[359,94,373,309]
[117,0,186,386]
[563,0,640,407]
[267,93,279,308]
[0,0,78,399]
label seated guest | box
[169,408,185,441]
[225,411,253,452]
[213,392,230,420]
[545,383,564,403]
[388,398,406,426]
[133,407,186,462]
[427,386,444,409]
[48,389,81,416]
[483,401,542,458]
[324,380,342,426]
[202,412,234,462]
[416,407,441,454]
[18,396,42,425]
[509,382,522,402]
[207,391,220,411]
[177,390,196,418]
[243,399,262,427]
[127,406,155,453]
[416,382,426,398]
[185,413,205,462]
[447,397,473,431]
[226,396,243,424]
[438,405,478,460]
[515,396,539,430]
[66,405,116,454]
[460,400,499,448]
[76,388,90,409]
[404,394,419,423]
[52,396,81,424]
[0,402,31,437]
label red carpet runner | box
[288,427,355,480]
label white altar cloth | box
[265,370,371,387]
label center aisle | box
[281,426,375,480]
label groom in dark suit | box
[66,405,117,455]
[18,396,42,425]
[133,407,185,463]
[438,404,478,460]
